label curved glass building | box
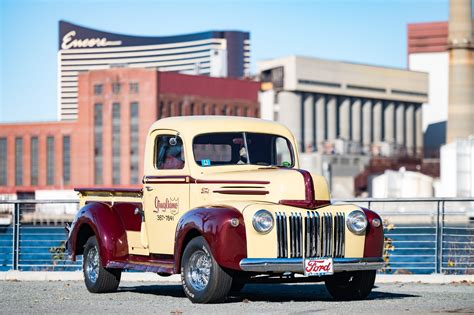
[58,21,250,120]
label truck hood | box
[191,167,331,210]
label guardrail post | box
[440,201,445,274]
[12,203,20,270]
[435,200,440,274]
[11,204,15,270]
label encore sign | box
[61,30,122,49]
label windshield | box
[193,132,294,167]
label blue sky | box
[0,0,449,123]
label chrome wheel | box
[185,250,212,291]
[85,246,99,284]
[181,236,233,303]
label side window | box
[275,137,293,166]
[155,135,185,170]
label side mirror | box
[169,133,180,146]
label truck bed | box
[74,188,143,207]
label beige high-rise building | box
[447,0,474,143]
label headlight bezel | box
[252,209,274,234]
[346,210,368,235]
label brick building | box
[0,68,260,195]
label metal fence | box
[0,198,473,274]
[0,200,81,271]
[335,198,474,275]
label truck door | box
[142,130,190,254]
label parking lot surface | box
[0,280,473,314]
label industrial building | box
[0,69,260,195]
[435,0,474,197]
[408,19,474,156]
[441,137,474,197]
[58,21,250,121]
[258,55,429,157]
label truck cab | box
[67,116,384,303]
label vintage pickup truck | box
[66,116,384,303]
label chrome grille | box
[276,211,345,258]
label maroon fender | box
[67,202,129,265]
[174,206,247,272]
[362,207,384,257]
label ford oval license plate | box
[304,258,334,276]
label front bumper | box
[239,257,385,273]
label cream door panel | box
[143,183,189,254]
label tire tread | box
[83,236,121,293]
[325,270,376,300]
[181,236,232,303]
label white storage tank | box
[371,168,434,198]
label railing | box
[334,198,474,275]
[0,198,473,274]
[0,199,81,271]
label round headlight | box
[252,210,274,234]
[346,210,368,235]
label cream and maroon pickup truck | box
[66,116,384,303]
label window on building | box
[46,136,55,185]
[0,138,7,186]
[94,103,103,185]
[30,137,39,186]
[15,137,23,186]
[129,82,139,93]
[112,103,121,185]
[130,102,139,184]
[112,82,121,94]
[190,103,195,115]
[93,84,103,95]
[154,135,185,170]
[63,136,71,185]
[158,101,165,118]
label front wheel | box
[325,270,376,300]
[181,236,232,303]
[83,236,122,293]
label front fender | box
[174,206,247,272]
[362,207,384,257]
[67,202,129,266]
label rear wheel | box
[83,236,121,293]
[229,272,250,293]
[325,270,376,300]
[181,236,232,303]
[230,280,246,293]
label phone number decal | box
[156,215,175,221]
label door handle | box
[145,186,153,191]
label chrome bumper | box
[239,257,385,273]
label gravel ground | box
[0,280,473,314]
